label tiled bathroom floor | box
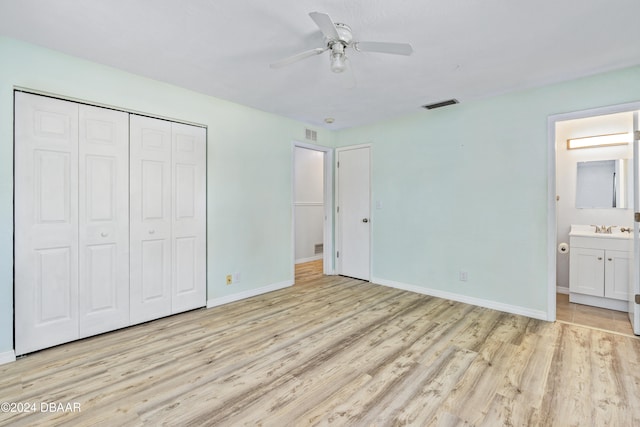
[556,293,635,336]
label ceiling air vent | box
[422,99,459,110]
[305,128,317,142]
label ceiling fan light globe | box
[330,53,347,73]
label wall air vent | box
[422,99,459,110]
[314,243,323,255]
[305,128,317,142]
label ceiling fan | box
[270,12,413,73]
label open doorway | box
[549,102,640,336]
[292,142,334,283]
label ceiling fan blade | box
[355,41,413,56]
[309,12,340,40]
[270,47,327,69]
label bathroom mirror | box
[576,159,629,209]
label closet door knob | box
[149,229,155,235]
[597,257,603,260]
[362,218,369,223]
[608,258,612,261]
[100,232,108,237]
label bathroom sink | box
[569,224,633,239]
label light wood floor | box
[2,262,640,426]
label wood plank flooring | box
[2,261,640,426]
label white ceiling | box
[1,0,640,129]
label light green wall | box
[0,37,334,354]
[3,35,640,356]
[336,65,640,314]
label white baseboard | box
[556,286,570,295]
[0,350,16,365]
[569,292,627,312]
[295,255,323,264]
[207,280,294,308]
[371,277,548,321]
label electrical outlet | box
[226,274,232,285]
[459,271,468,282]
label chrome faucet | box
[593,225,613,234]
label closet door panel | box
[78,105,130,336]
[15,92,79,356]
[171,123,206,313]
[130,115,172,324]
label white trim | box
[15,87,206,128]
[0,350,16,365]
[336,143,372,152]
[372,277,548,321]
[547,114,558,322]
[556,286,570,295]
[292,141,335,277]
[295,255,323,264]
[206,280,293,308]
[548,100,640,323]
[294,202,324,207]
[569,293,628,312]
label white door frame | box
[547,100,640,322]
[292,141,335,276]
[335,144,372,280]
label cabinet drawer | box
[570,236,631,251]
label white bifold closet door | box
[78,105,130,336]
[15,93,129,355]
[15,93,206,355]
[170,122,207,313]
[129,115,206,324]
[15,93,80,355]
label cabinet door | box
[78,105,130,336]
[569,248,604,297]
[130,115,172,324]
[604,249,631,301]
[171,123,206,313]
[14,92,79,355]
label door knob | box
[100,232,108,237]
[362,218,369,223]
[149,229,155,234]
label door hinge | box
[636,294,640,305]
[337,161,340,168]
[336,251,339,258]
[634,130,640,141]
[337,206,339,213]
[635,212,640,223]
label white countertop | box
[569,224,633,240]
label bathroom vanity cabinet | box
[569,225,631,312]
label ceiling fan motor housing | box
[331,23,353,45]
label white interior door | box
[78,105,130,336]
[14,92,80,355]
[631,112,640,334]
[130,115,172,324]
[337,146,371,280]
[171,122,206,313]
